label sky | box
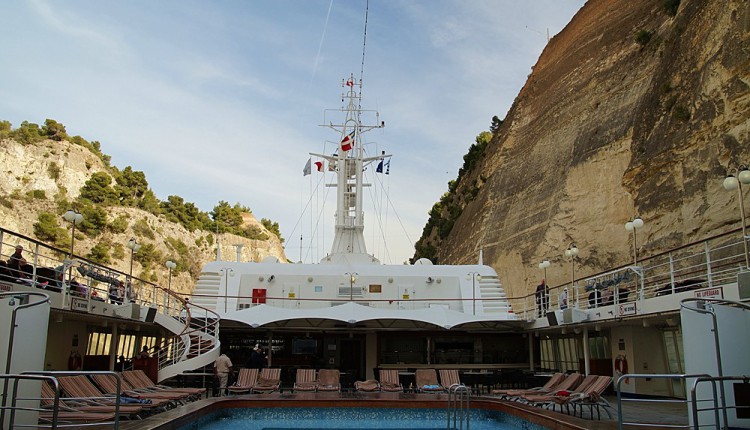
[0,0,585,265]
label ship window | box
[369,284,382,293]
[87,332,111,356]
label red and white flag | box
[314,161,323,172]
[346,78,354,87]
[340,130,355,152]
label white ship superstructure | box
[191,76,516,327]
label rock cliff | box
[0,137,286,297]
[416,0,750,299]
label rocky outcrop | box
[0,137,286,297]
[417,0,750,299]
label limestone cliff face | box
[0,138,286,297]
[419,0,750,299]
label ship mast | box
[313,74,387,264]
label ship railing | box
[0,226,182,317]
[615,373,749,430]
[0,371,123,429]
[507,229,747,321]
[615,373,706,430]
[155,298,220,379]
[0,227,220,380]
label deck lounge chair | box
[415,369,444,393]
[57,376,144,419]
[438,369,464,391]
[317,369,341,392]
[491,372,565,398]
[378,369,403,392]
[39,410,116,424]
[119,372,192,402]
[550,375,613,419]
[293,368,318,392]
[123,370,204,399]
[354,379,380,392]
[510,373,582,402]
[90,374,173,408]
[40,381,120,421]
[227,368,258,394]
[251,368,281,393]
[520,374,596,405]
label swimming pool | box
[179,407,549,430]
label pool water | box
[180,407,547,430]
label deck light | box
[165,260,177,312]
[722,165,750,269]
[63,209,84,288]
[126,238,141,282]
[625,217,645,266]
[564,244,579,307]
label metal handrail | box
[0,291,50,426]
[616,373,711,430]
[447,383,470,430]
[679,298,750,429]
[690,375,750,430]
[0,227,220,382]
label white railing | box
[0,227,220,383]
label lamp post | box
[466,272,481,315]
[62,210,84,287]
[219,268,234,312]
[564,243,579,308]
[345,272,358,301]
[625,217,645,266]
[165,260,176,312]
[723,165,750,269]
[538,260,550,316]
[126,238,141,280]
[63,210,84,258]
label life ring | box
[614,354,629,383]
[68,351,82,370]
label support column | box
[109,324,119,371]
[583,327,590,375]
[528,334,535,372]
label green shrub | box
[88,242,111,264]
[27,189,46,199]
[673,105,690,121]
[0,195,12,209]
[48,162,61,180]
[33,212,66,243]
[133,218,155,239]
[662,0,680,16]
[108,215,129,234]
[635,30,653,46]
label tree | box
[43,119,68,141]
[261,218,284,243]
[87,242,111,264]
[490,115,503,133]
[33,212,66,244]
[10,121,44,144]
[79,172,117,204]
[211,201,243,233]
[114,166,149,206]
[0,120,11,139]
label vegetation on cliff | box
[1,118,285,280]
[412,120,498,264]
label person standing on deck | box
[214,352,233,396]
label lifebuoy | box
[68,351,82,370]
[614,354,629,383]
